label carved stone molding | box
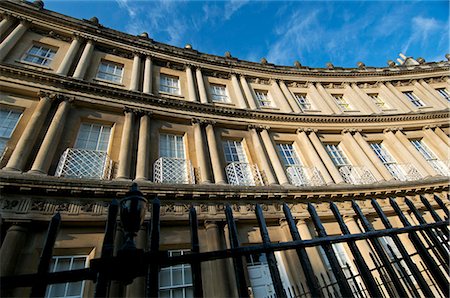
[191,118,216,126]
[248,124,270,131]
[341,128,362,134]
[296,128,318,133]
[383,127,403,133]
[423,124,442,130]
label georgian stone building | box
[0,1,449,297]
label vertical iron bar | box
[146,197,160,298]
[433,195,449,217]
[282,203,323,298]
[420,195,450,237]
[307,203,353,298]
[405,198,449,269]
[320,273,331,298]
[224,205,249,298]
[370,198,435,297]
[386,245,420,298]
[255,204,287,298]
[420,261,442,298]
[330,202,383,298]
[369,253,395,298]
[352,201,409,298]
[94,199,119,298]
[189,207,203,297]
[30,212,61,298]
[388,198,449,295]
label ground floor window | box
[160,250,193,298]
[46,255,88,298]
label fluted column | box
[73,40,95,79]
[270,80,292,113]
[392,129,437,176]
[143,55,153,94]
[249,126,277,185]
[192,119,212,183]
[195,67,208,104]
[308,131,345,184]
[0,16,14,37]
[205,123,226,184]
[296,129,333,184]
[4,92,54,172]
[135,112,151,180]
[350,83,380,113]
[259,128,289,185]
[279,80,301,113]
[185,64,198,102]
[240,75,257,109]
[0,224,28,276]
[230,74,247,108]
[0,20,29,61]
[29,98,72,174]
[341,130,384,182]
[56,36,82,75]
[422,126,450,159]
[130,53,141,91]
[116,109,135,180]
[353,132,394,181]
[315,83,342,114]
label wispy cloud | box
[402,16,446,53]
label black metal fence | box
[1,188,449,298]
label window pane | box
[96,61,124,83]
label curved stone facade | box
[0,1,449,298]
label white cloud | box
[224,0,250,20]
[402,16,445,53]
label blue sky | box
[45,0,449,68]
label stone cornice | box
[1,1,450,78]
[1,64,449,128]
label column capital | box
[192,118,216,126]
[296,127,318,134]
[383,127,403,133]
[136,109,153,117]
[123,106,138,114]
[248,124,270,131]
[132,50,144,57]
[341,128,362,135]
[72,32,85,41]
[204,220,223,230]
[342,214,355,224]
[423,124,441,130]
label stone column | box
[0,224,28,276]
[0,16,14,37]
[72,40,95,79]
[414,80,445,108]
[56,36,82,75]
[353,132,394,181]
[185,64,198,102]
[0,20,29,61]
[29,98,72,175]
[344,83,375,113]
[422,126,450,159]
[307,83,333,113]
[195,67,208,104]
[270,80,292,113]
[126,227,146,297]
[392,130,437,176]
[205,221,232,297]
[279,80,301,113]
[384,82,413,111]
[116,109,135,180]
[350,83,380,113]
[279,220,304,286]
[130,53,141,91]
[4,92,55,172]
[192,119,212,183]
[240,75,257,109]
[434,127,450,145]
[143,55,153,94]
[205,123,226,184]
[296,129,334,185]
[419,79,446,103]
[249,126,277,185]
[315,83,342,114]
[259,128,289,185]
[341,130,384,182]
[230,74,247,108]
[308,131,345,184]
[135,112,151,180]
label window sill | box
[93,78,125,87]
[159,92,184,99]
[212,101,235,107]
[342,110,360,113]
[380,108,397,112]
[303,109,321,113]
[16,60,53,70]
[259,106,279,110]
[417,106,432,110]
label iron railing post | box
[433,195,449,218]
[30,212,61,298]
[189,207,203,297]
[420,195,449,237]
[146,197,160,298]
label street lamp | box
[119,183,147,251]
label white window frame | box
[0,108,22,156]
[403,91,425,107]
[222,140,248,163]
[159,250,193,298]
[368,93,388,109]
[159,133,185,159]
[276,143,301,166]
[74,123,111,152]
[332,94,352,111]
[370,142,403,179]
[22,44,57,67]
[210,84,229,103]
[410,139,437,161]
[293,93,312,110]
[160,74,180,95]
[436,88,450,102]
[96,60,124,84]
[254,90,272,108]
[325,143,350,168]
[46,255,88,298]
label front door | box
[247,254,275,298]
